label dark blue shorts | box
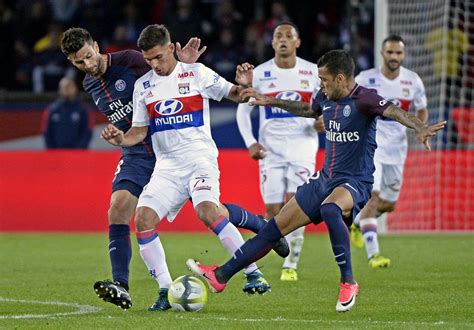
[295,171,372,226]
[112,155,155,198]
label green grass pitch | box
[1,232,473,328]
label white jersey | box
[133,62,232,169]
[356,66,427,164]
[237,57,320,163]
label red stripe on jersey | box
[264,91,313,103]
[98,77,113,102]
[399,99,412,111]
[328,104,340,179]
[146,94,204,119]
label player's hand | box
[240,88,275,106]
[235,63,254,87]
[416,120,446,151]
[176,37,207,64]
[314,116,325,132]
[101,124,124,146]
[248,142,266,160]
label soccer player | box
[236,22,322,281]
[187,50,446,312]
[101,24,284,311]
[61,27,206,309]
[350,35,428,268]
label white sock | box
[359,217,379,259]
[211,216,259,274]
[282,226,305,269]
[137,230,173,289]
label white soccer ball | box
[168,275,207,312]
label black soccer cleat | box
[273,236,290,258]
[93,280,132,310]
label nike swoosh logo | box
[95,97,100,105]
[341,294,355,307]
[323,105,331,111]
[344,183,358,192]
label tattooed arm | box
[240,88,316,118]
[383,104,446,150]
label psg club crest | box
[343,105,351,117]
[115,79,126,91]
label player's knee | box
[265,204,282,218]
[134,207,157,232]
[108,204,131,225]
[195,202,220,227]
[378,200,396,213]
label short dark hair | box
[274,21,300,37]
[61,28,93,56]
[317,50,355,78]
[137,24,171,51]
[382,35,405,48]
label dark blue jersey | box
[83,50,154,157]
[312,84,391,183]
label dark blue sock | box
[109,224,132,290]
[223,203,266,233]
[217,219,282,283]
[321,203,353,281]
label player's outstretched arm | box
[101,124,148,147]
[240,88,315,118]
[176,37,207,63]
[382,104,446,150]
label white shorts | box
[259,160,314,204]
[137,159,220,222]
[372,159,404,202]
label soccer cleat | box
[273,236,290,258]
[368,254,392,268]
[93,280,132,310]
[186,259,227,293]
[336,282,359,312]
[243,271,271,295]
[350,223,364,248]
[148,288,171,311]
[280,268,298,281]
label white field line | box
[0,297,102,319]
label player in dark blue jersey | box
[60,27,206,310]
[187,50,446,312]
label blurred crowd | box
[0,0,375,93]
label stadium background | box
[0,0,472,232]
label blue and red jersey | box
[311,84,392,183]
[83,50,153,157]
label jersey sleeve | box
[311,89,325,117]
[413,74,428,110]
[131,80,150,127]
[236,102,257,148]
[197,65,233,101]
[358,88,392,117]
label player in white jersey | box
[101,24,277,310]
[351,35,428,268]
[236,22,323,281]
